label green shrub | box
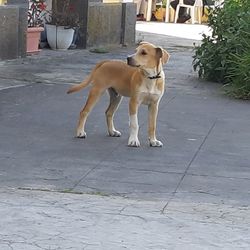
[193,0,250,99]
[226,43,250,99]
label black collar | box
[148,72,161,80]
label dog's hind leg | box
[76,86,105,138]
[105,88,123,137]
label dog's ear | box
[155,47,163,59]
[162,49,170,64]
[155,47,170,64]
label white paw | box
[76,130,87,138]
[128,137,140,147]
[149,139,163,147]
[108,129,121,137]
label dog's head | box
[127,42,170,70]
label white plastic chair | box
[207,0,224,9]
[174,0,203,24]
[156,0,163,9]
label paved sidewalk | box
[1,188,249,250]
[0,23,250,249]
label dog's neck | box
[148,72,161,80]
[142,66,163,80]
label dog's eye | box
[141,50,147,56]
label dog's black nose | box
[127,57,132,65]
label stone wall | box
[0,0,28,60]
[121,2,136,46]
[0,6,19,60]
[57,0,136,48]
[87,3,122,47]
[87,2,136,48]
[0,0,136,60]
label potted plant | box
[45,0,80,50]
[27,0,46,54]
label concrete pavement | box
[0,23,250,249]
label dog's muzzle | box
[127,56,133,66]
[127,56,139,67]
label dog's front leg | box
[148,102,163,147]
[128,98,140,147]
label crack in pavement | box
[161,119,218,214]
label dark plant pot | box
[40,28,47,42]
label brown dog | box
[67,42,170,147]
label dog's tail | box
[67,75,92,94]
[67,61,108,94]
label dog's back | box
[67,60,139,97]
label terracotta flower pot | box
[27,27,44,55]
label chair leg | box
[174,5,180,23]
[198,7,201,24]
[191,7,195,24]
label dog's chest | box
[138,79,163,104]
